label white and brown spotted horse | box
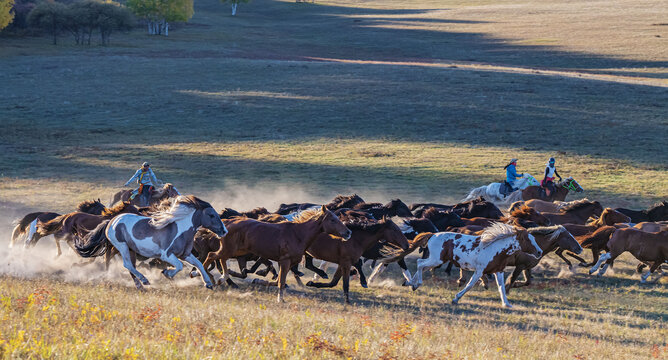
[387,223,542,308]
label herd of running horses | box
[8,178,668,307]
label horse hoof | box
[503,303,513,309]
[226,279,239,289]
[294,271,305,277]
[321,274,329,280]
[361,284,368,289]
[411,285,418,291]
[141,279,150,285]
[161,269,173,280]
[451,299,459,305]
[206,284,214,290]
[402,281,408,287]
[306,281,314,287]
[189,271,199,278]
[271,274,278,281]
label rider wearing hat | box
[541,157,562,197]
[125,162,161,205]
[503,158,524,195]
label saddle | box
[500,181,515,197]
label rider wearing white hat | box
[125,162,161,205]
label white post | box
[231,3,237,16]
[164,22,169,36]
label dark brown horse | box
[352,199,413,218]
[461,205,551,228]
[202,206,351,302]
[589,228,668,282]
[521,177,583,202]
[109,183,180,207]
[420,207,466,231]
[11,199,106,252]
[614,201,668,223]
[411,197,504,219]
[504,226,582,292]
[540,200,603,225]
[304,217,409,303]
[35,202,141,257]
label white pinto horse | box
[462,173,539,208]
[407,223,542,308]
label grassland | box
[0,0,667,358]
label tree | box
[93,1,133,45]
[0,0,14,31]
[219,0,248,16]
[127,0,192,36]
[27,0,68,44]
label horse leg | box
[443,261,453,276]
[554,249,573,269]
[367,262,387,285]
[457,268,467,287]
[341,263,352,304]
[219,259,239,288]
[585,249,601,268]
[353,258,367,288]
[452,270,483,305]
[494,272,512,308]
[397,258,412,285]
[117,245,149,289]
[304,255,329,279]
[159,253,184,279]
[306,267,342,288]
[183,253,214,289]
[564,252,588,267]
[410,256,442,291]
[276,259,291,303]
[589,252,611,275]
[505,267,524,293]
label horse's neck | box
[532,233,557,252]
[292,220,323,247]
[554,187,569,201]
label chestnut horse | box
[202,206,351,302]
[589,228,668,283]
[554,209,631,268]
[35,202,141,257]
[539,200,604,225]
[304,217,409,303]
[514,198,591,214]
[521,177,584,202]
[634,222,668,232]
[462,205,551,228]
[10,199,106,250]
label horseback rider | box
[125,162,162,206]
[502,158,524,196]
[541,157,562,197]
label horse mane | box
[648,201,668,212]
[509,205,533,218]
[149,195,212,229]
[102,201,136,217]
[327,194,365,209]
[77,199,104,213]
[343,217,388,233]
[391,217,414,234]
[527,225,566,241]
[291,207,325,223]
[559,198,596,212]
[242,207,269,219]
[422,207,446,218]
[152,183,179,199]
[479,222,517,245]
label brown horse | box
[589,228,668,282]
[634,222,668,232]
[504,226,582,292]
[304,217,409,303]
[202,206,351,302]
[35,202,141,257]
[539,200,603,225]
[462,205,551,228]
[516,198,587,213]
[109,183,180,207]
[10,199,107,249]
[554,208,631,268]
[352,199,413,218]
[521,177,583,202]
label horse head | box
[601,208,631,225]
[516,229,543,259]
[319,205,352,240]
[554,226,583,254]
[512,205,551,226]
[388,199,413,218]
[561,177,584,193]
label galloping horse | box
[386,223,542,307]
[411,197,504,219]
[35,202,141,257]
[304,217,409,303]
[520,177,584,202]
[614,201,668,223]
[202,206,351,302]
[109,183,181,207]
[352,199,413,219]
[463,173,540,206]
[589,228,668,283]
[540,200,604,225]
[10,199,106,249]
[75,195,227,290]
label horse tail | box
[9,222,23,248]
[36,215,68,237]
[74,220,110,258]
[381,232,434,264]
[462,186,487,202]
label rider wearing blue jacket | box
[504,158,524,192]
[125,162,161,204]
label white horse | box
[463,173,539,207]
[406,223,542,308]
